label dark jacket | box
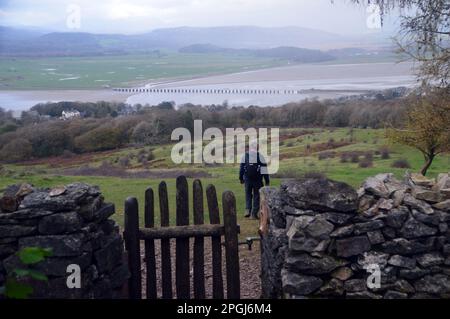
[239,151,270,185]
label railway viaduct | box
[113,87,303,95]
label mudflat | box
[0,61,417,111]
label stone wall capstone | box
[260,173,450,299]
[0,183,129,299]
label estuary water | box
[0,61,417,114]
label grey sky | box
[0,0,401,35]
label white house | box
[60,110,81,120]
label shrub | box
[327,138,335,146]
[147,151,155,161]
[156,101,175,110]
[0,122,19,134]
[359,158,373,168]
[139,157,148,168]
[318,151,335,160]
[137,153,146,164]
[24,123,71,158]
[364,151,374,161]
[340,153,350,163]
[350,152,360,163]
[2,246,52,299]
[379,146,391,159]
[61,150,75,158]
[74,125,124,152]
[138,152,154,164]
[118,156,130,168]
[391,158,411,168]
[100,160,110,168]
[0,138,33,162]
[129,152,137,159]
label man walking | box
[239,142,270,219]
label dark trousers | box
[245,180,263,217]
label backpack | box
[245,153,261,179]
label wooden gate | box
[123,176,240,299]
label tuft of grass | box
[391,158,411,168]
[379,146,391,159]
[359,158,374,168]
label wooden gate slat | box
[222,191,240,299]
[124,197,142,299]
[193,179,205,299]
[144,187,157,299]
[206,184,224,299]
[176,176,190,299]
[159,181,173,299]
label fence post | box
[145,187,157,299]
[193,179,206,299]
[159,181,173,299]
[176,176,190,299]
[124,197,142,299]
[206,184,224,299]
[222,191,240,299]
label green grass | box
[0,173,271,238]
[1,127,449,238]
[0,53,291,90]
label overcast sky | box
[0,0,401,35]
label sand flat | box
[0,61,418,111]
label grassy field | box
[0,53,291,90]
[318,54,400,65]
[1,127,449,238]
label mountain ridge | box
[0,25,392,57]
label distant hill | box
[0,29,131,56]
[0,25,392,57]
[0,26,45,42]
[143,26,344,49]
[0,26,47,55]
[179,44,335,63]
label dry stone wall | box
[0,183,129,299]
[260,173,450,299]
